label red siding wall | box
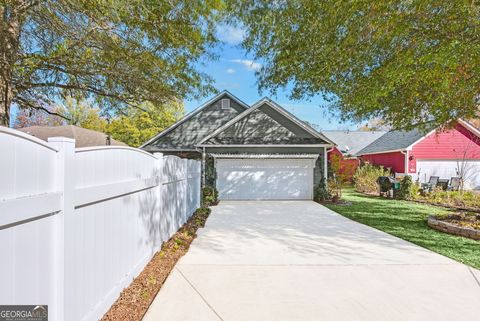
[408,123,480,173]
[328,147,360,181]
[360,151,406,174]
[411,123,480,160]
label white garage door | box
[415,160,480,190]
[216,158,315,200]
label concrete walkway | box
[143,201,480,321]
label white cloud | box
[217,25,245,45]
[226,68,236,74]
[230,59,262,71]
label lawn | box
[324,188,480,269]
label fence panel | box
[0,128,61,319]
[0,127,201,321]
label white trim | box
[197,98,336,146]
[199,144,331,148]
[357,148,407,156]
[210,153,319,159]
[140,91,249,148]
[458,119,480,138]
[405,129,436,150]
[266,99,336,145]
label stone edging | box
[428,216,480,241]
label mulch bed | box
[100,207,211,321]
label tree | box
[357,118,391,131]
[13,105,63,128]
[230,1,480,130]
[108,101,184,147]
[1,0,222,126]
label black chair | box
[437,179,449,191]
[421,176,439,192]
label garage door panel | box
[216,159,314,200]
[415,160,480,190]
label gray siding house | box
[142,91,334,200]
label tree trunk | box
[0,3,21,127]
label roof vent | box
[221,98,230,110]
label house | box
[142,91,335,200]
[321,130,386,180]
[18,125,126,148]
[356,120,480,189]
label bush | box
[418,189,480,209]
[397,175,415,200]
[353,163,390,194]
[202,186,218,206]
[314,179,330,202]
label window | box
[221,98,230,109]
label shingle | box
[142,93,246,151]
[356,128,425,155]
[18,125,127,147]
[321,131,386,156]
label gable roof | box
[356,119,480,156]
[18,125,126,148]
[321,130,386,156]
[140,90,249,150]
[356,129,424,155]
[198,98,335,146]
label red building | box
[322,131,386,180]
[356,120,480,189]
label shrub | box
[353,163,390,194]
[397,175,415,200]
[418,189,480,209]
[314,179,330,202]
[202,186,218,207]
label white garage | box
[215,157,316,200]
[415,160,480,190]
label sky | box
[184,25,358,131]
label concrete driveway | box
[143,201,480,321]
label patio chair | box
[437,179,449,191]
[421,176,439,193]
[449,177,462,191]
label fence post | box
[153,153,163,248]
[48,137,75,321]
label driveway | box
[143,201,480,321]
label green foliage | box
[416,189,480,209]
[108,101,184,147]
[353,163,390,194]
[314,179,330,202]
[230,1,480,129]
[2,0,223,125]
[397,175,415,200]
[202,186,219,207]
[324,188,480,269]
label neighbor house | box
[322,130,385,180]
[141,91,335,200]
[356,120,480,189]
[18,125,126,148]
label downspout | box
[201,147,206,188]
[400,150,408,175]
[325,147,335,184]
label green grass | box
[324,188,480,269]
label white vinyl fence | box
[0,127,201,321]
